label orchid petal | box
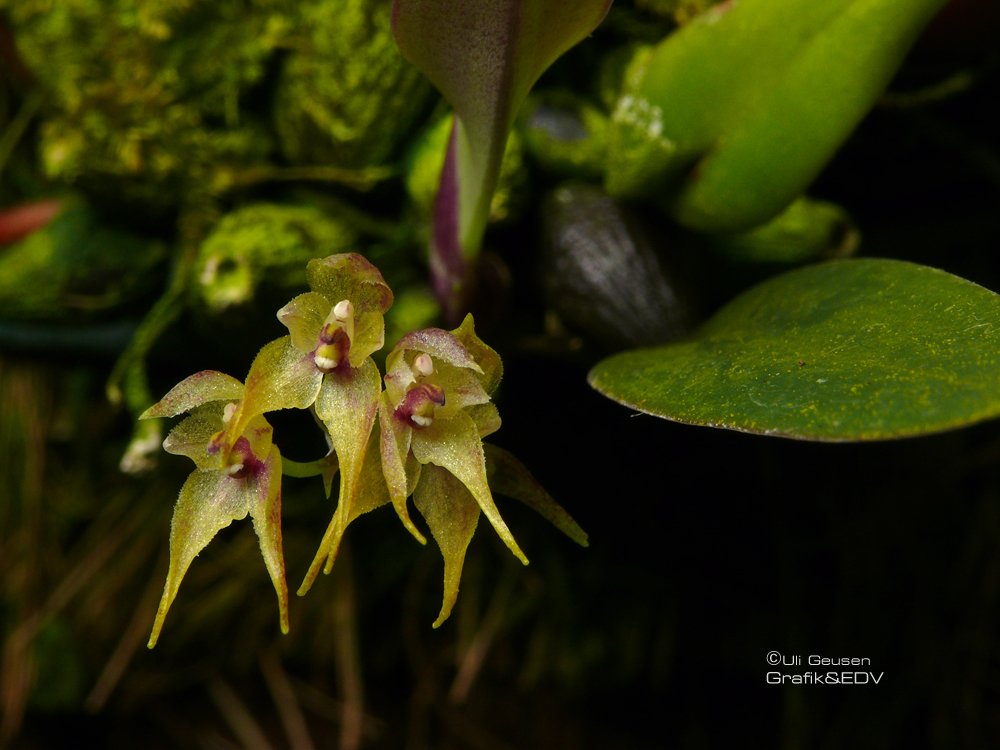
[433,361,491,418]
[350,310,388,367]
[278,292,332,353]
[223,338,322,451]
[244,336,324,415]
[162,402,229,469]
[307,358,382,577]
[241,414,275,465]
[391,326,483,373]
[484,444,587,547]
[378,394,426,545]
[141,370,244,419]
[452,314,502,395]
[298,431,391,596]
[413,464,480,628]
[411,410,527,565]
[249,445,290,636]
[148,434,288,648]
[466,403,501,439]
[306,253,393,314]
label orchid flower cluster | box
[142,253,586,647]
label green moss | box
[193,203,361,313]
[4,0,285,210]
[273,0,434,168]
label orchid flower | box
[379,315,587,625]
[141,255,587,639]
[140,371,287,648]
[249,253,394,592]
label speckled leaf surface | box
[589,259,1000,441]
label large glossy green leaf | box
[589,259,1000,441]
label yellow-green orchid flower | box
[141,370,287,648]
[379,314,586,626]
[258,254,394,592]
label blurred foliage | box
[0,198,166,321]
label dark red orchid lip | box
[394,382,446,428]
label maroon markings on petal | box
[226,436,264,480]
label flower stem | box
[281,456,331,479]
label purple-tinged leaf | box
[392,0,612,317]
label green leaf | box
[589,259,1000,441]
[607,0,946,232]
